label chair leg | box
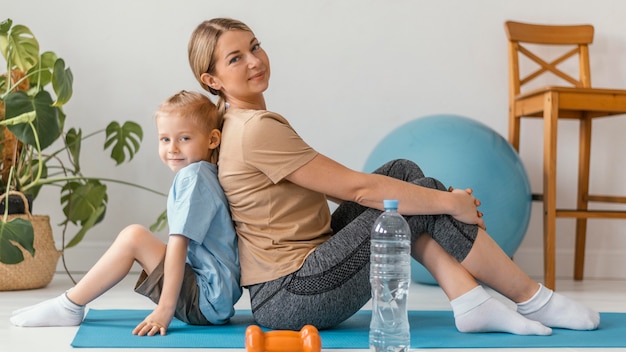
[508,106,521,151]
[574,221,588,281]
[542,92,559,290]
[574,116,592,280]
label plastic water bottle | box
[369,199,411,352]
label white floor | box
[1,274,625,352]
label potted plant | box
[0,18,166,290]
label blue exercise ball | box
[364,114,531,285]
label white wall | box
[5,0,626,280]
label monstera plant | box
[0,18,166,273]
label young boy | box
[10,90,241,336]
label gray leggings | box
[247,159,478,330]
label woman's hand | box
[447,186,486,230]
[132,308,174,336]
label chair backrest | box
[504,21,595,99]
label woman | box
[187,18,599,333]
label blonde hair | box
[156,90,220,129]
[187,18,253,114]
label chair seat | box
[514,86,626,118]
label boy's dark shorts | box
[134,258,211,325]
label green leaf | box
[39,51,57,70]
[5,90,61,149]
[0,74,7,93]
[61,180,107,225]
[57,105,67,132]
[52,58,73,106]
[60,180,108,249]
[104,121,143,165]
[65,127,82,173]
[65,205,105,249]
[0,19,12,34]
[149,209,168,232]
[0,110,35,126]
[3,91,33,120]
[0,21,39,72]
[0,19,11,62]
[0,218,35,264]
[26,51,57,88]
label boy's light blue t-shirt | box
[167,161,242,324]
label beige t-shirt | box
[218,108,332,286]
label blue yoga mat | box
[71,309,626,349]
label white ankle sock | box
[517,284,600,330]
[10,292,84,327]
[451,286,552,335]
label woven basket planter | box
[0,192,61,291]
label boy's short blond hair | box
[155,90,220,133]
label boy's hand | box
[133,235,187,336]
[132,309,174,336]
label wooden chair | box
[504,21,626,290]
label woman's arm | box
[285,154,485,228]
[132,234,189,336]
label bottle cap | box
[383,199,399,210]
